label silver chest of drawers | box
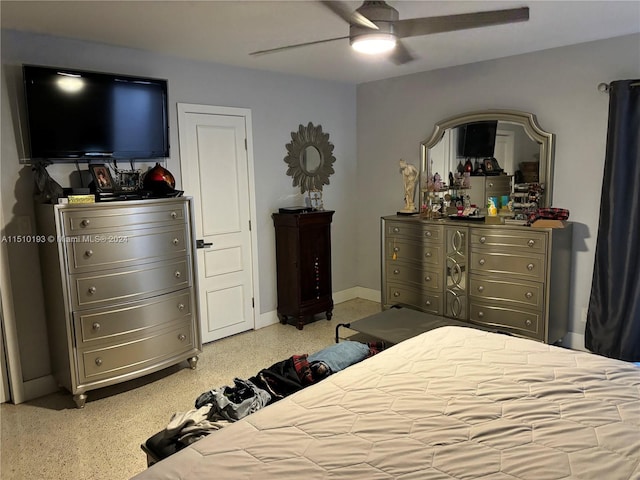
[37,198,202,407]
[382,216,573,343]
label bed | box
[131,326,640,479]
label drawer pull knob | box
[479,258,486,265]
[488,182,494,188]
[424,276,431,282]
[393,291,400,297]
[172,238,180,246]
[425,231,432,237]
[525,292,533,299]
[92,322,101,331]
[425,300,431,306]
[393,247,399,252]
[177,303,185,311]
[478,285,484,292]
[88,286,97,295]
[171,211,178,219]
[80,219,91,227]
[393,269,400,275]
[178,334,187,342]
[174,271,182,278]
[478,311,484,318]
[479,236,486,244]
[425,252,432,258]
[85,249,93,258]
[392,227,400,233]
[528,239,535,247]
[525,319,532,327]
[527,263,534,271]
[95,357,103,366]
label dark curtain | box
[585,79,640,361]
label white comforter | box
[132,326,640,479]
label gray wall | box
[355,33,640,344]
[1,29,358,383]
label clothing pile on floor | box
[161,340,385,450]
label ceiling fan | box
[250,1,529,64]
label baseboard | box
[256,287,381,330]
[561,331,587,352]
[20,374,58,403]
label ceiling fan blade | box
[321,1,379,29]
[390,40,416,65]
[395,7,529,39]
[250,36,349,56]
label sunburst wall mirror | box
[284,122,336,197]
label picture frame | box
[483,158,494,172]
[117,170,141,191]
[89,164,115,192]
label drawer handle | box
[177,303,185,311]
[178,334,187,342]
[479,236,486,244]
[92,322,101,331]
[393,247,399,252]
[424,276,431,282]
[477,285,484,292]
[527,263,534,271]
[393,269,400,275]
[172,238,180,246]
[479,258,486,265]
[80,219,91,227]
[174,271,182,279]
[95,357,103,367]
[525,291,533,299]
[488,182,494,188]
[87,286,97,295]
[425,231,432,238]
[424,300,431,306]
[85,249,93,258]
[425,252,432,258]
[478,311,484,318]
[171,211,178,219]
[393,291,400,297]
[528,239,535,247]
[392,227,400,233]
[525,319,532,327]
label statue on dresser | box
[398,159,419,213]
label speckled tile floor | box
[0,298,380,480]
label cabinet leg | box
[187,356,199,370]
[73,393,87,409]
[279,314,288,325]
[326,310,333,320]
[296,318,305,330]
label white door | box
[177,104,257,343]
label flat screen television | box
[23,65,169,161]
[457,121,498,158]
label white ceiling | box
[2,1,639,84]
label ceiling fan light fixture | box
[351,33,397,54]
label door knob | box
[196,239,213,249]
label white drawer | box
[386,282,442,315]
[470,251,545,282]
[70,258,192,310]
[385,221,443,243]
[65,225,189,274]
[79,321,195,383]
[386,261,442,291]
[469,302,542,340]
[469,275,543,310]
[470,229,547,253]
[74,289,193,345]
[61,201,187,233]
[386,238,443,267]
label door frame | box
[176,103,261,335]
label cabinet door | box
[299,222,332,302]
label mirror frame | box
[284,122,336,194]
[421,110,555,207]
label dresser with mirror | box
[381,110,572,345]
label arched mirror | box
[421,110,555,211]
[284,122,336,194]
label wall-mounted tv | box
[457,121,498,158]
[23,65,169,161]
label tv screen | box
[457,121,498,158]
[23,65,169,160]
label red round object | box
[143,163,175,190]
